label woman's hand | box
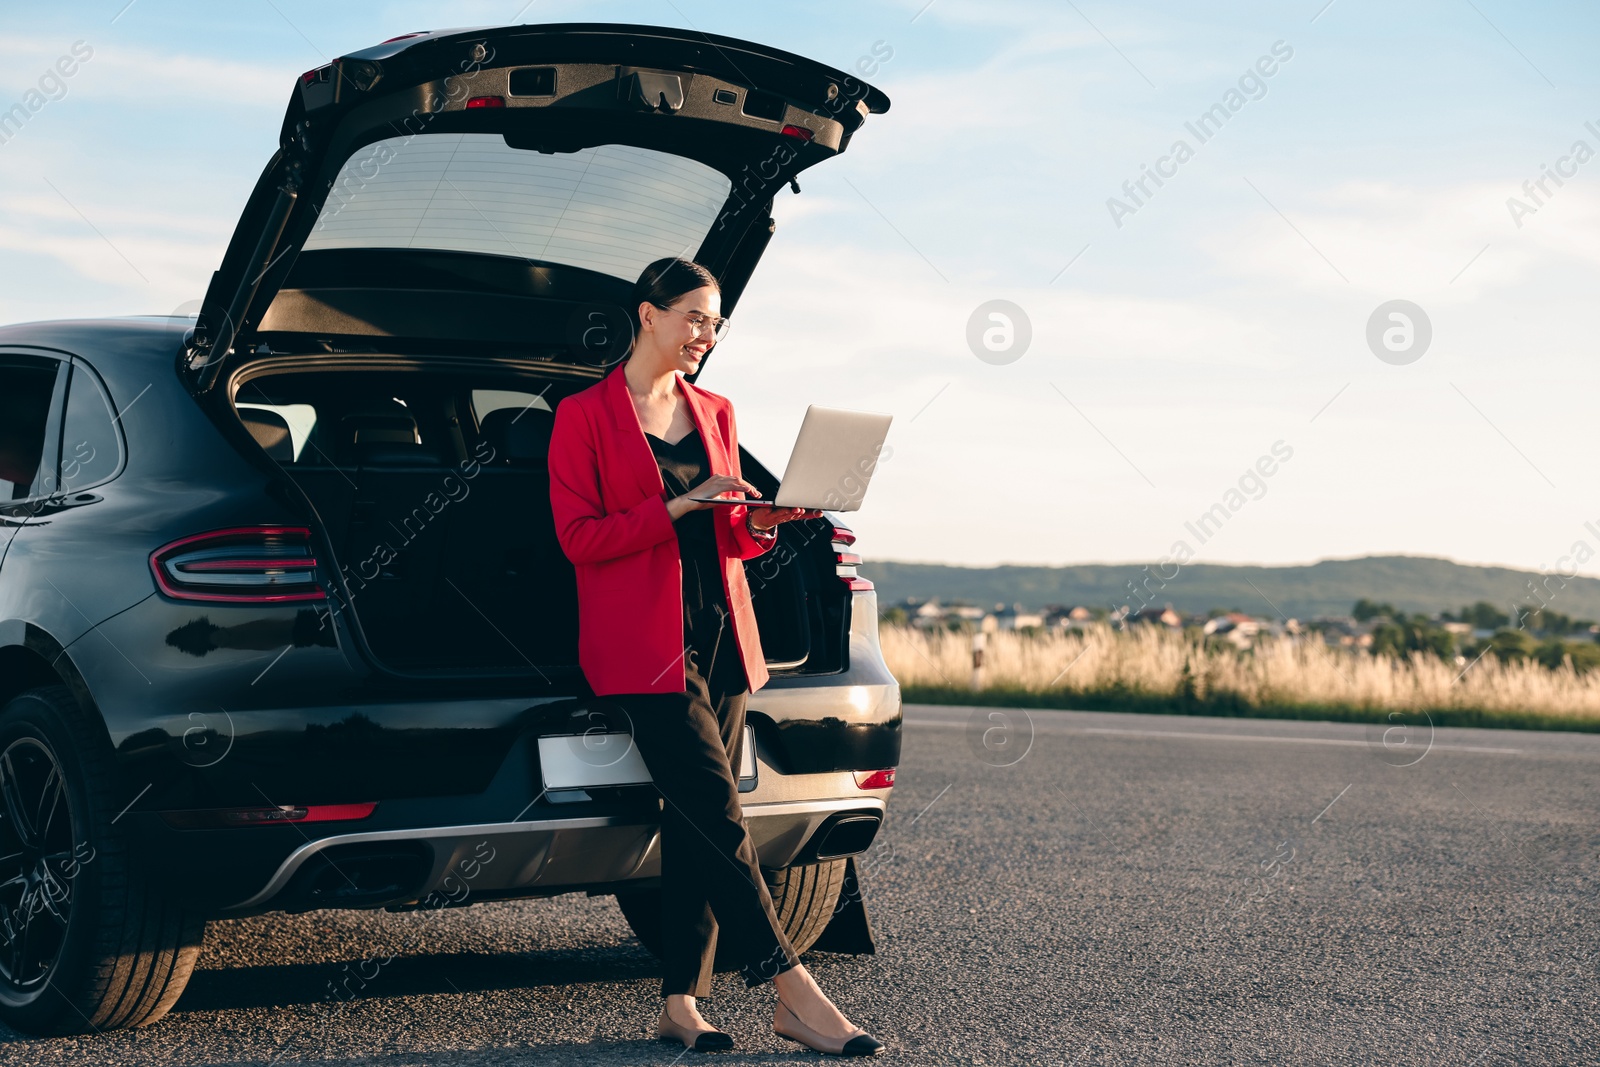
[747,506,825,532]
[667,474,762,520]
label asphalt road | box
[2,704,1595,1066]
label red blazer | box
[547,365,777,696]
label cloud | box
[1216,178,1600,300]
[0,36,287,111]
[0,187,222,312]
[721,236,1288,402]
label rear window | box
[59,363,125,492]
[0,357,58,500]
[303,134,733,281]
[237,402,318,462]
[471,389,552,424]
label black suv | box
[0,24,898,1035]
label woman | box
[547,257,885,1056]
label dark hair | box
[628,257,720,334]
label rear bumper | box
[220,794,886,915]
[121,727,894,916]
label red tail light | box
[466,95,505,109]
[831,523,872,591]
[150,526,326,603]
[780,124,815,141]
[160,802,378,829]
[854,769,895,789]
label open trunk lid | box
[183,22,889,393]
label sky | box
[1,1,1597,577]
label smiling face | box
[638,284,722,374]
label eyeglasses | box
[654,302,732,341]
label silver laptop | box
[692,405,892,512]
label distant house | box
[1203,612,1262,648]
[1044,605,1097,631]
[1311,615,1364,648]
[888,598,946,628]
[992,603,1045,630]
[1128,605,1183,628]
[888,598,968,629]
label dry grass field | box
[880,624,1600,730]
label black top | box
[645,428,728,624]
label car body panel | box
[0,320,280,658]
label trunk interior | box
[225,362,848,680]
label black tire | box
[0,685,205,1035]
[617,858,848,970]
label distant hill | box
[866,555,1600,622]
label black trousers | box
[615,611,801,998]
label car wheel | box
[616,858,848,970]
[0,685,206,1035]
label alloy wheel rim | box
[0,738,77,991]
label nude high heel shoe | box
[773,996,884,1057]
